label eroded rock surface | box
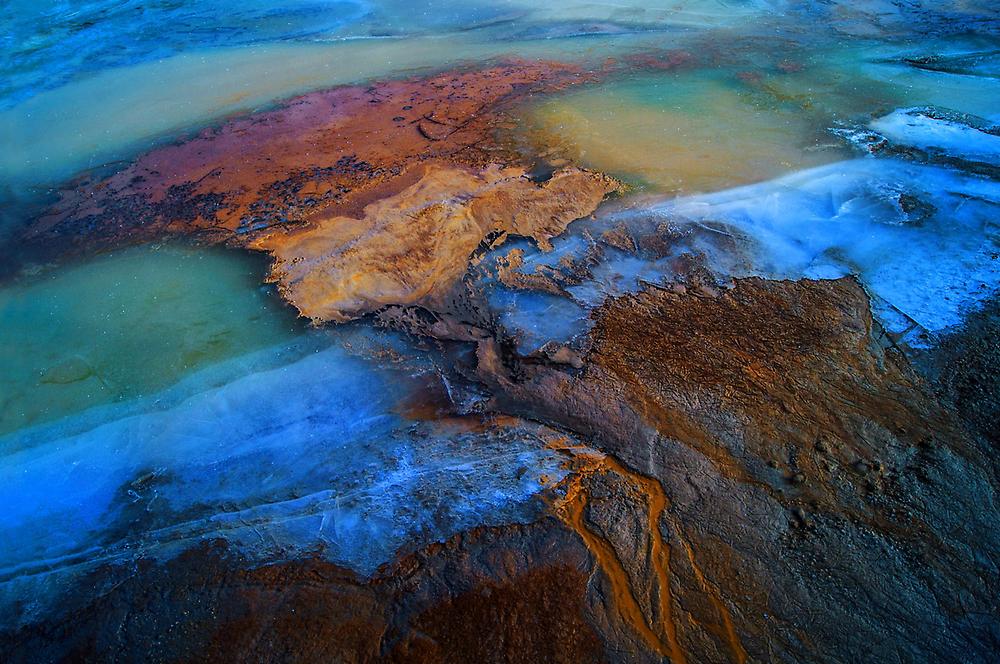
[11,60,624,325]
[920,294,1000,448]
[473,276,1000,663]
[3,526,608,664]
[253,164,617,322]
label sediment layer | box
[16,59,623,324]
[472,276,999,662]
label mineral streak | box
[472,276,999,663]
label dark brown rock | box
[472,276,1000,663]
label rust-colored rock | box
[20,60,598,263]
[15,60,623,324]
[3,277,999,663]
[6,48,999,664]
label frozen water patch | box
[480,237,687,352]
[870,108,1000,164]
[481,157,1000,350]
[638,158,1000,339]
[489,286,593,354]
[0,329,573,625]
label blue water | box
[0,0,371,109]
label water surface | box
[0,244,300,435]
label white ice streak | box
[0,335,567,594]
[653,158,1000,336]
[870,108,1000,164]
[484,155,1000,351]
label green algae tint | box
[0,244,301,435]
[524,69,851,195]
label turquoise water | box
[524,68,851,194]
[0,244,301,435]
[3,2,997,198]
